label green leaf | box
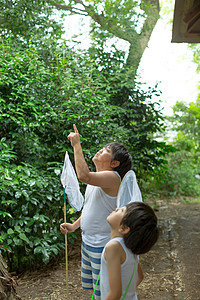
[29,241,34,248]
[25,170,31,176]
[34,246,43,254]
[14,225,21,233]
[19,233,29,243]
[39,215,48,223]
[51,247,58,255]
[13,237,23,246]
[0,211,12,218]
[2,200,17,205]
[7,239,12,245]
[7,228,14,235]
[42,248,50,264]
[22,190,29,199]
[46,195,52,201]
[33,214,40,221]
[29,180,36,187]
[54,169,61,175]
[15,192,22,199]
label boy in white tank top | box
[100,202,159,300]
[60,124,133,299]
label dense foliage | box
[0,38,117,271]
[0,139,67,270]
[0,0,181,272]
[146,99,200,198]
[169,100,200,152]
[146,151,200,197]
[0,38,170,173]
[0,0,64,45]
[0,36,172,271]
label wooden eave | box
[172,0,200,43]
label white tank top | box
[80,172,120,247]
[100,237,139,300]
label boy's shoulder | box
[105,240,122,254]
[105,238,124,253]
[105,239,126,263]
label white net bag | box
[117,170,142,208]
[61,151,84,211]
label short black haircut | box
[121,202,159,255]
[105,142,132,179]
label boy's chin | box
[92,156,99,166]
[92,156,96,162]
[106,216,111,224]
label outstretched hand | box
[67,124,80,147]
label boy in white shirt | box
[100,202,159,300]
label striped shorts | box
[81,241,104,300]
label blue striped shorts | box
[81,241,104,300]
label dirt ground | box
[16,199,200,300]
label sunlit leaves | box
[0,0,64,45]
[169,99,200,152]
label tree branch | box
[50,0,160,83]
[50,1,88,16]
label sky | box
[62,10,200,116]
[137,19,200,115]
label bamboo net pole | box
[64,189,69,300]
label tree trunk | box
[51,0,160,84]
[0,255,21,300]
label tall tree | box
[50,0,160,83]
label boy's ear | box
[119,225,130,235]
[110,160,120,168]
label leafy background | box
[0,0,200,272]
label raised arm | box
[67,124,90,182]
[67,124,120,192]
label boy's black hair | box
[105,142,132,179]
[121,202,159,255]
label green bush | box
[0,138,77,271]
[145,151,200,197]
[0,37,172,272]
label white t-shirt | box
[100,237,139,300]
[81,185,117,247]
[80,172,120,247]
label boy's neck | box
[96,166,114,172]
[110,229,123,240]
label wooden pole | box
[64,188,69,300]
